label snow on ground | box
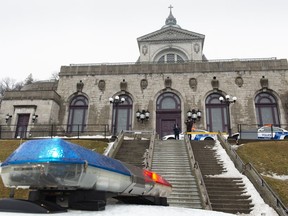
[211,140,279,216]
[0,205,236,216]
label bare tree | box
[50,71,59,80]
[0,77,23,100]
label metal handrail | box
[218,133,288,216]
[0,123,109,139]
[143,131,156,170]
[184,135,212,210]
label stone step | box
[211,203,254,211]
[171,187,199,193]
[205,183,245,188]
[167,198,202,209]
[210,199,252,204]
[204,177,243,182]
[168,180,197,185]
[169,191,200,197]
[152,140,202,209]
[168,198,202,205]
[208,194,252,200]
[207,190,247,196]
[190,140,253,214]
[152,167,192,170]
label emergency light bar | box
[0,138,172,213]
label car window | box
[259,126,272,133]
[259,126,284,133]
[272,127,284,132]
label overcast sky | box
[1,0,287,82]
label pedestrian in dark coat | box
[185,119,193,140]
[173,123,180,140]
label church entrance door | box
[156,92,181,138]
[15,114,30,138]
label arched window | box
[205,93,227,132]
[255,92,280,126]
[111,95,133,134]
[67,95,88,133]
[156,92,181,110]
[157,53,184,63]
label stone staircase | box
[114,140,150,167]
[190,140,254,214]
[151,140,203,209]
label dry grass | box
[0,139,108,199]
[237,141,288,206]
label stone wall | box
[57,59,288,133]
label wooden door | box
[15,114,30,138]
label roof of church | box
[137,6,205,45]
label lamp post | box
[219,95,237,137]
[109,95,125,140]
[32,114,38,123]
[136,110,150,123]
[5,114,12,123]
[187,109,201,123]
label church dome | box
[162,5,181,29]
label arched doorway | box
[255,92,280,126]
[111,94,133,134]
[156,92,181,138]
[205,93,227,132]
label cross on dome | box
[162,5,181,28]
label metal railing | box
[218,133,288,216]
[0,124,110,139]
[69,57,278,67]
[184,135,212,210]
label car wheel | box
[284,136,288,140]
[204,137,214,140]
[167,137,175,140]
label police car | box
[162,129,217,141]
[258,125,288,139]
[233,125,288,140]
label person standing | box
[185,119,193,140]
[173,123,180,140]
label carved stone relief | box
[189,78,197,89]
[76,80,84,92]
[142,45,148,56]
[235,77,243,87]
[260,76,268,89]
[120,79,127,91]
[165,77,172,88]
[211,76,219,89]
[98,80,105,91]
[140,79,148,90]
[193,43,200,53]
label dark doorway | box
[156,92,181,138]
[15,114,30,138]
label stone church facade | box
[1,9,288,139]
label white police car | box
[258,125,288,139]
[233,125,288,140]
[162,129,216,141]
